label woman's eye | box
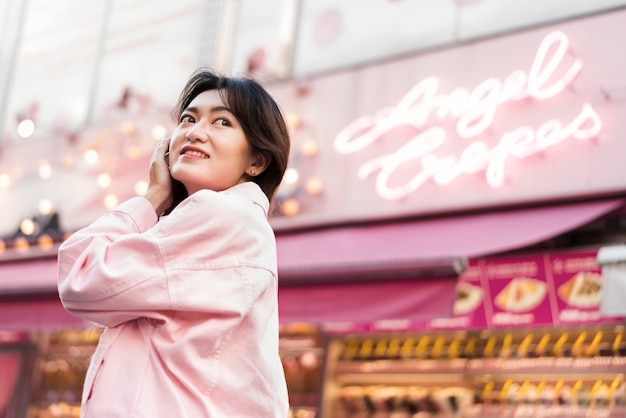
[214,117,231,127]
[180,115,195,124]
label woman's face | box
[168,89,255,194]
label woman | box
[58,68,291,417]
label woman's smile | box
[180,145,210,159]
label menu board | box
[548,250,619,326]
[455,248,623,330]
[482,254,554,328]
[428,260,488,331]
[326,247,623,334]
[426,249,618,331]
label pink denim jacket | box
[58,182,289,417]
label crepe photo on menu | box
[494,277,548,312]
[557,272,603,308]
[453,282,484,315]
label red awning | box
[278,276,457,325]
[0,298,88,331]
[276,197,626,283]
[0,258,60,295]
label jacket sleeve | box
[57,189,275,327]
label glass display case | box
[0,336,37,418]
[18,326,327,418]
[27,329,101,418]
[281,324,327,418]
[321,325,626,418]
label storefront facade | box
[2,5,626,418]
[267,9,626,416]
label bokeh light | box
[17,119,35,138]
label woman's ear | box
[249,152,270,176]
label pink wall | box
[269,10,626,230]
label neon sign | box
[334,31,602,200]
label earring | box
[250,169,256,176]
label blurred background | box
[2,1,626,417]
[3,0,626,235]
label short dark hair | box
[167,68,290,212]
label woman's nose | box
[185,124,209,142]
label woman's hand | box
[145,138,173,215]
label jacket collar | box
[222,182,270,216]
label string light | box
[285,113,301,129]
[134,181,148,196]
[0,174,10,188]
[126,145,142,160]
[305,177,323,195]
[97,173,112,188]
[151,124,167,140]
[83,149,99,165]
[121,121,136,136]
[275,110,324,217]
[281,197,300,217]
[104,194,119,209]
[3,84,335,257]
[37,234,54,250]
[17,119,35,138]
[283,168,299,185]
[38,199,53,215]
[14,237,29,253]
[300,139,318,157]
[62,155,74,168]
[1,105,320,259]
[38,161,52,179]
[20,219,36,235]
